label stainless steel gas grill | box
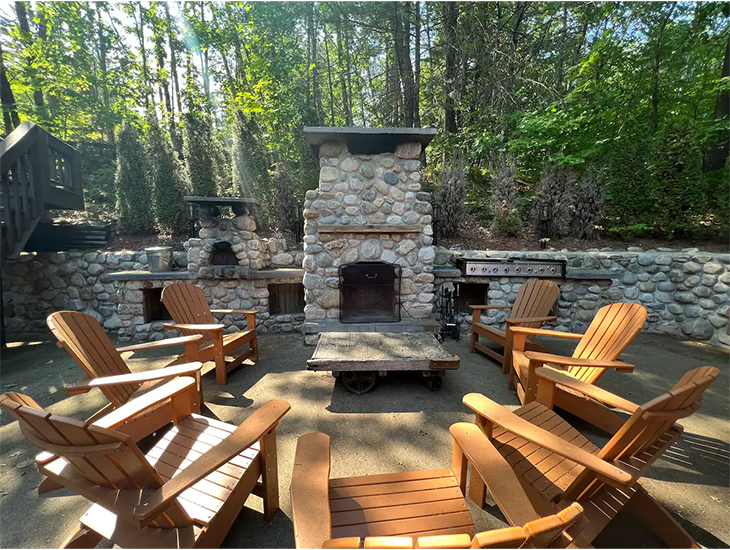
[454,258,566,278]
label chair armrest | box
[462,393,631,485]
[509,327,583,339]
[93,376,197,430]
[116,334,203,353]
[505,316,557,325]
[291,433,332,549]
[469,305,512,310]
[65,362,204,392]
[450,422,542,527]
[524,352,635,373]
[134,399,291,524]
[163,323,224,332]
[535,367,639,414]
[66,374,93,396]
[211,309,259,315]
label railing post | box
[30,127,48,218]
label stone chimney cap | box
[304,127,437,157]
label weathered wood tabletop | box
[307,332,460,372]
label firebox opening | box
[456,283,487,311]
[269,283,305,314]
[340,261,400,323]
[210,240,238,265]
[143,288,172,323]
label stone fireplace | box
[301,127,437,333]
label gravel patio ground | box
[0,331,728,548]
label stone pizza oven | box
[302,127,437,330]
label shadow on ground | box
[0,331,727,548]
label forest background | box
[1,1,728,246]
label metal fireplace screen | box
[340,261,401,323]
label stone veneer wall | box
[302,141,435,321]
[433,248,730,349]
[115,275,303,343]
[2,239,304,340]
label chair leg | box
[627,486,699,548]
[61,524,103,549]
[470,331,477,354]
[38,476,63,494]
[213,332,227,386]
[250,335,259,363]
[260,429,280,521]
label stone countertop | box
[432,265,620,281]
[105,270,192,281]
[105,268,304,282]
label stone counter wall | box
[433,248,730,349]
[115,275,304,343]
[2,246,304,339]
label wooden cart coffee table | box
[307,332,460,394]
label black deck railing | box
[0,122,84,259]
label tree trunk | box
[0,42,20,134]
[199,2,211,104]
[392,2,417,127]
[651,5,675,134]
[323,27,336,125]
[703,33,730,172]
[309,4,323,124]
[336,14,352,125]
[414,1,421,126]
[134,4,150,108]
[15,2,45,111]
[443,2,458,133]
[165,3,182,117]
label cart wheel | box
[426,376,443,391]
[342,371,377,394]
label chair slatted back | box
[322,504,583,549]
[47,311,137,406]
[161,283,215,344]
[0,392,192,528]
[568,303,647,383]
[568,367,719,500]
[510,280,560,336]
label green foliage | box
[182,110,216,196]
[115,121,154,235]
[145,112,189,234]
[77,141,116,222]
[647,119,707,237]
[608,224,655,240]
[437,151,467,238]
[272,164,297,233]
[492,208,522,238]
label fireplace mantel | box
[317,224,423,234]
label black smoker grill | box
[454,257,566,278]
[340,261,401,323]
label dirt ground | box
[0,331,728,549]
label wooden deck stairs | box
[0,122,84,260]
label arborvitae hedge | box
[115,121,155,235]
[182,110,217,196]
[648,119,706,237]
[273,164,297,233]
[146,113,190,234]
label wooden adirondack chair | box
[317,504,583,549]
[470,280,560,373]
[48,311,205,442]
[291,431,584,549]
[0,378,290,549]
[462,365,720,548]
[161,282,259,386]
[509,302,647,431]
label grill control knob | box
[482,267,487,272]
[469,266,475,272]
[527,267,532,273]
[493,267,498,273]
[504,267,510,273]
[515,267,521,273]
[550,267,556,273]
[538,268,544,273]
